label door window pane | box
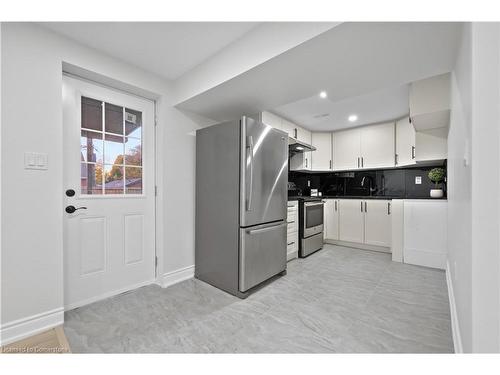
[104,164,124,194]
[81,162,103,195]
[125,166,143,194]
[80,96,144,195]
[81,130,103,163]
[125,137,142,166]
[105,103,123,134]
[125,108,142,138]
[81,97,102,131]
[104,133,124,165]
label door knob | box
[65,205,87,214]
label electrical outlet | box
[415,176,422,184]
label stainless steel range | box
[298,197,325,257]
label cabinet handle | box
[294,128,297,139]
[287,241,295,246]
[305,158,308,168]
[357,157,360,168]
[364,201,367,212]
[388,202,391,215]
[360,201,363,212]
[329,160,332,169]
[395,154,398,165]
[411,146,415,159]
[335,200,337,211]
[362,157,364,168]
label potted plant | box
[428,167,446,198]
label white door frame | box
[62,72,165,309]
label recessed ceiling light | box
[348,114,358,122]
[319,91,327,99]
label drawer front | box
[287,242,297,253]
[287,212,296,224]
[287,221,297,234]
[287,232,297,247]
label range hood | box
[288,138,316,153]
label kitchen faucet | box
[361,176,377,196]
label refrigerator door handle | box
[246,135,254,211]
[247,222,287,235]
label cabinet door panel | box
[289,151,311,171]
[281,118,295,138]
[364,200,391,247]
[334,128,360,170]
[338,199,364,243]
[296,126,311,144]
[396,116,416,166]
[360,122,395,169]
[323,199,339,240]
[311,133,333,171]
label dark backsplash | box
[288,162,447,199]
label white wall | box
[448,22,500,353]
[470,22,500,352]
[447,23,472,352]
[0,23,206,343]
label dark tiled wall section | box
[288,163,446,199]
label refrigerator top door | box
[240,116,288,227]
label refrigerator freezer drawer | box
[239,221,287,292]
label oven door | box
[303,201,324,238]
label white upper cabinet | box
[311,132,333,171]
[295,126,311,144]
[409,73,450,131]
[364,200,391,247]
[360,122,395,169]
[289,131,312,171]
[395,116,416,166]
[334,128,361,170]
[281,118,296,139]
[261,111,282,130]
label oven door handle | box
[304,202,325,207]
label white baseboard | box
[324,239,391,253]
[404,248,446,270]
[161,265,194,288]
[446,260,463,353]
[0,307,64,346]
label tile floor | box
[64,245,453,353]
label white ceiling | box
[176,22,462,124]
[274,84,410,131]
[41,22,259,80]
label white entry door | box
[63,76,156,310]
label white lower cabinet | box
[323,199,339,240]
[286,201,299,261]
[402,200,447,269]
[331,199,391,250]
[364,200,391,247]
[338,199,365,243]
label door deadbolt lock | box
[65,189,75,197]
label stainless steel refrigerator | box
[195,116,289,298]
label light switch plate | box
[25,152,48,170]
[415,176,422,184]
